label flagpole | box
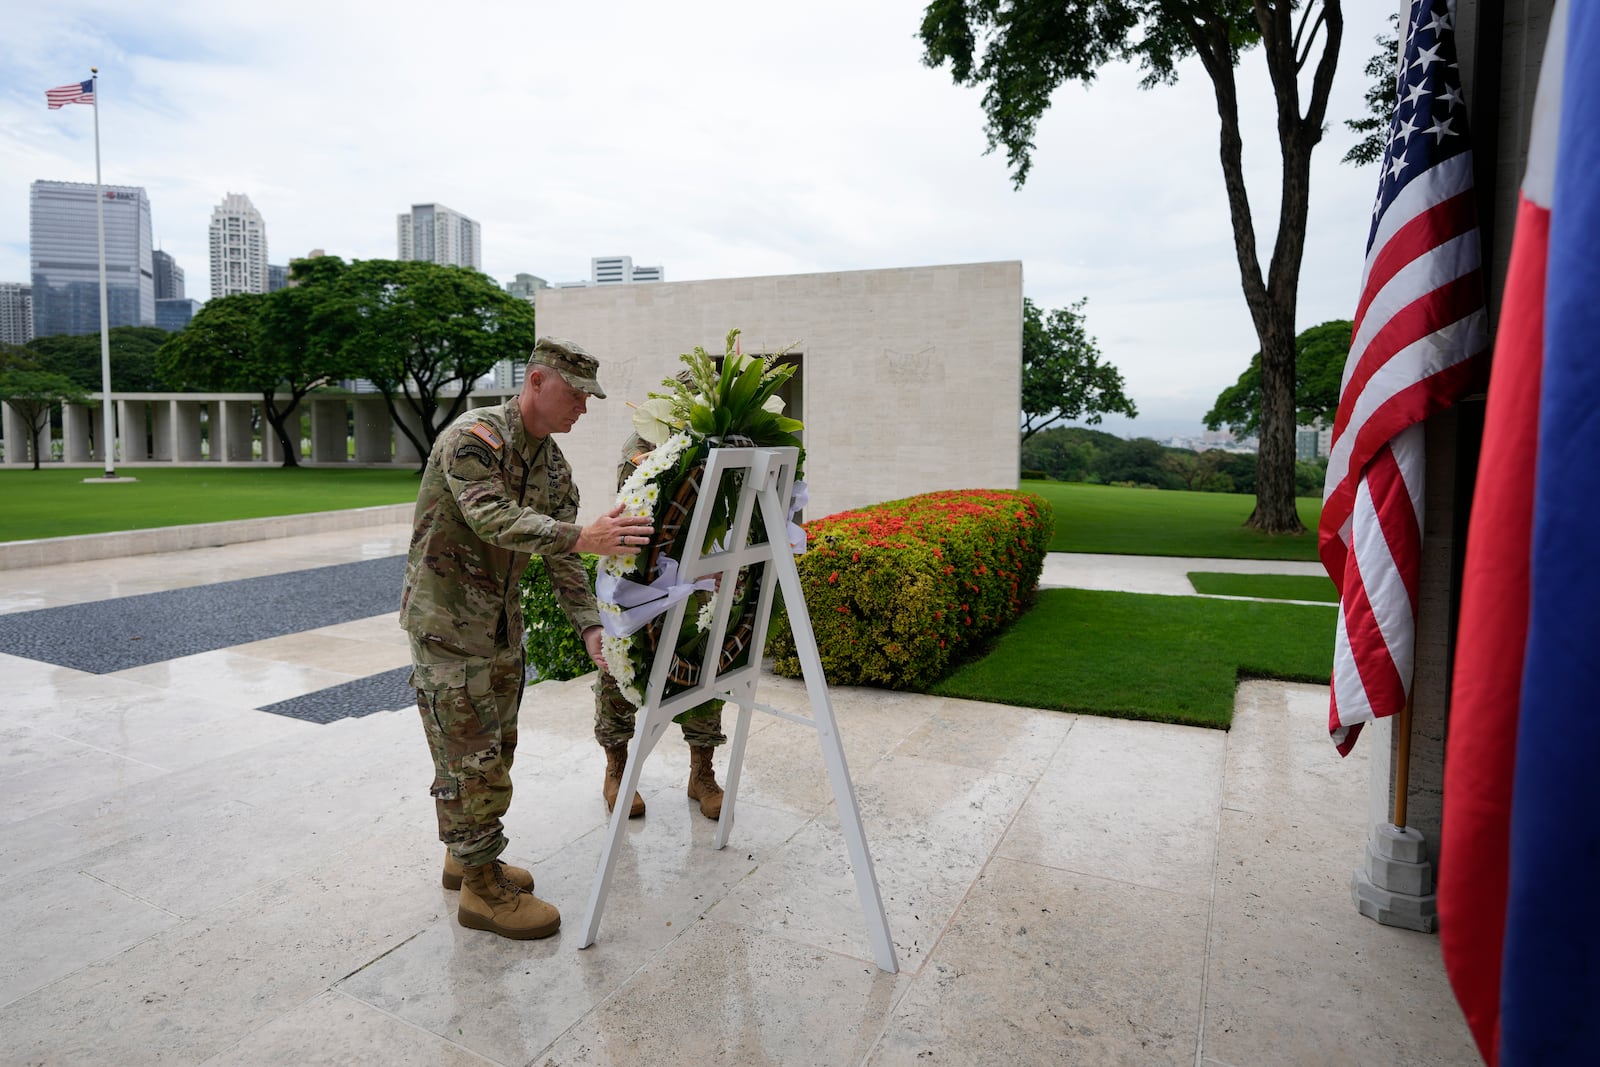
[1392,695,1412,829]
[90,66,116,478]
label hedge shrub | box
[520,553,600,681]
[767,489,1053,688]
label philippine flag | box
[1439,1,1600,1063]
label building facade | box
[29,180,154,338]
[155,298,201,331]
[397,203,481,269]
[505,272,548,301]
[267,264,288,292]
[152,250,185,301]
[209,193,270,298]
[0,283,32,345]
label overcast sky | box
[0,1,1395,439]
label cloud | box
[0,0,1393,433]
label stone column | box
[393,402,427,466]
[261,405,282,465]
[310,398,349,463]
[61,403,94,462]
[352,397,392,463]
[172,401,204,461]
[1,401,48,465]
[218,400,255,461]
[117,400,149,462]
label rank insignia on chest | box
[468,423,503,451]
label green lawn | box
[1022,480,1321,560]
[1186,571,1338,602]
[931,588,1336,729]
[0,467,420,542]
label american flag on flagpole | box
[1319,0,1490,756]
[46,79,94,109]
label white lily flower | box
[762,394,785,414]
[632,398,679,446]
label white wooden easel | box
[577,445,898,973]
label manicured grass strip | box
[1187,572,1339,603]
[1021,480,1321,561]
[0,467,420,542]
[929,587,1335,729]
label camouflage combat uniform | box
[402,394,598,867]
[593,430,726,749]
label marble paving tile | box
[0,869,183,1009]
[200,989,500,1066]
[1223,679,1363,820]
[868,857,1209,1066]
[107,649,362,708]
[227,630,412,676]
[1200,808,1476,1066]
[0,823,447,1065]
[997,714,1227,895]
[339,796,809,1066]
[710,753,1033,970]
[893,695,1074,779]
[537,921,909,1066]
[0,724,170,826]
[312,610,408,645]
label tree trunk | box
[1246,313,1304,532]
[261,393,301,468]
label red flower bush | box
[767,489,1053,688]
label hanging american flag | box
[1320,0,1489,755]
[46,79,94,108]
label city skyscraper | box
[0,283,33,344]
[267,263,288,292]
[209,193,270,297]
[559,255,666,287]
[152,249,185,300]
[505,273,548,301]
[397,203,481,269]
[29,180,154,337]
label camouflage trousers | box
[409,634,525,867]
[593,669,726,749]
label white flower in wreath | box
[695,598,715,634]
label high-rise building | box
[29,180,155,337]
[155,298,201,331]
[209,193,270,297]
[267,263,288,292]
[152,249,185,300]
[505,273,548,301]
[397,203,481,269]
[0,283,33,345]
[562,255,666,288]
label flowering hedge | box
[520,553,601,682]
[767,489,1053,688]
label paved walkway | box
[0,532,1474,1065]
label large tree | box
[323,259,538,464]
[25,325,171,392]
[1204,318,1351,438]
[1021,296,1137,441]
[0,366,89,469]
[921,1,1343,533]
[155,291,343,467]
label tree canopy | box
[0,366,89,469]
[1343,13,1400,167]
[921,1,1344,534]
[1021,296,1137,441]
[25,325,171,392]
[1204,319,1352,439]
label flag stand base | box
[1351,823,1437,932]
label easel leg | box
[578,704,672,949]
[714,685,756,851]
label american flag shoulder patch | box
[468,423,503,450]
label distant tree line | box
[1022,425,1328,498]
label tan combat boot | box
[457,861,560,940]
[443,850,532,892]
[687,745,724,820]
[603,743,646,818]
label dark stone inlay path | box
[0,555,406,673]
[258,665,416,724]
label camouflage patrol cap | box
[529,336,606,398]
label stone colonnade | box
[0,390,518,467]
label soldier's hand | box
[583,626,607,672]
[576,504,655,556]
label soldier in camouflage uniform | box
[595,422,727,821]
[401,337,653,941]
